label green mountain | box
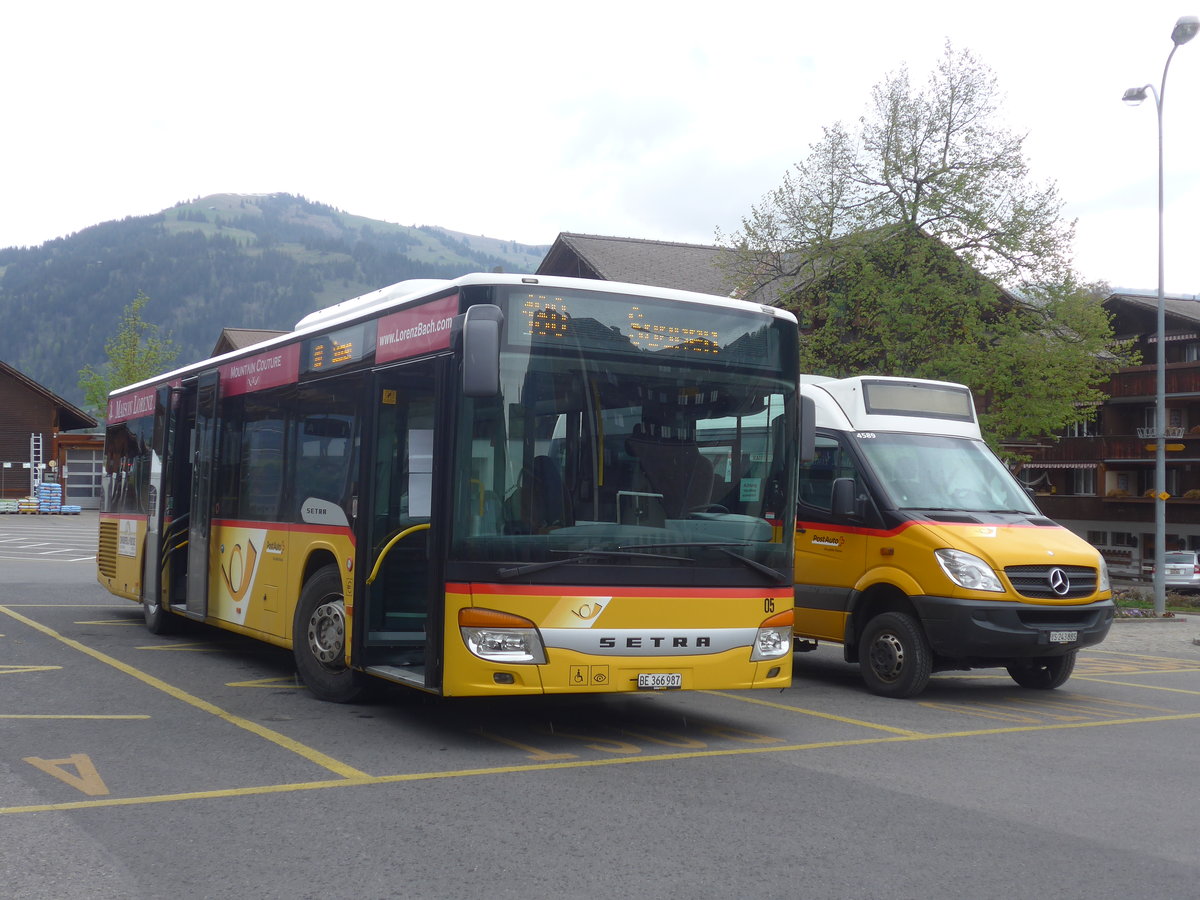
[0,193,549,407]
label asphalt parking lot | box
[4,511,1200,899]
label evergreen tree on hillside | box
[78,291,179,419]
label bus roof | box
[109,272,798,399]
[802,375,983,439]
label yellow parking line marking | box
[226,676,305,689]
[136,642,224,653]
[7,711,1200,816]
[0,605,368,781]
[75,619,143,627]
[1074,676,1200,697]
[700,690,924,735]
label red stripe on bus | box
[449,583,774,598]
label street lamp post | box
[1123,15,1199,616]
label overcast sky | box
[3,1,1199,294]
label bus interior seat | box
[529,454,570,532]
[626,436,714,517]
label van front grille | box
[1004,565,1096,599]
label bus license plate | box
[1049,631,1077,643]
[637,673,682,690]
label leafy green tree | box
[78,291,179,419]
[722,43,1135,444]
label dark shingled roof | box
[537,233,738,297]
[211,328,290,357]
[0,360,97,431]
[1104,291,1200,326]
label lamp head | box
[1172,15,1200,46]
[1122,86,1149,106]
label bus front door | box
[360,364,441,691]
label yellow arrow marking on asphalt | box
[0,665,62,676]
[23,754,110,796]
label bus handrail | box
[365,523,431,586]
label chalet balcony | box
[1106,361,1200,400]
[1028,431,1200,463]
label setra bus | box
[97,274,801,701]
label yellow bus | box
[794,375,1114,698]
[97,274,800,701]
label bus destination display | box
[303,322,374,374]
[517,293,720,355]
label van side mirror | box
[462,304,503,397]
[831,477,858,518]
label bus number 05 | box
[764,598,776,614]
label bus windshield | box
[452,287,797,583]
[854,432,1038,515]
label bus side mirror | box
[462,304,503,397]
[831,477,858,518]
[799,395,816,463]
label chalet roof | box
[1104,291,1200,328]
[535,228,1016,310]
[536,233,738,297]
[0,360,97,431]
[211,327,290,357]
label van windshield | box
[853,432,1038,515]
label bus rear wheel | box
[859,611,932,699]
[293,565,365,703]
[1007,651,1075,690]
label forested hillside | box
[0,193,548,407]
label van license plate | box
[1049,631,1077,643]
[637,673,682,690]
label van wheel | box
[1007,651,1075,690]
[859,612,932,698]
[293,565,365,703]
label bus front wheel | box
[1007,651,1075,690]
[859,611,932,699]
[143,593,176,635]
[293,565,365,703]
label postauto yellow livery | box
[793,375,1113,698]
[97,274,800,701]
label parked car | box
[1152,551,1200,591]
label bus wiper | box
[715,547,786,581]
[617,541,785,582]
[497,548,691,579]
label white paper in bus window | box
[409,429,434,518]
[740,478,762,502]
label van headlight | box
[1097,556,1111,592]
[935,549,1003,592]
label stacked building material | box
[17,497,38,513]
[0,498,18,513]
[36,482,63,514]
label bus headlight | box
[750,610,794,661]
[935,549,1003,592]
[459,607,547,664]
